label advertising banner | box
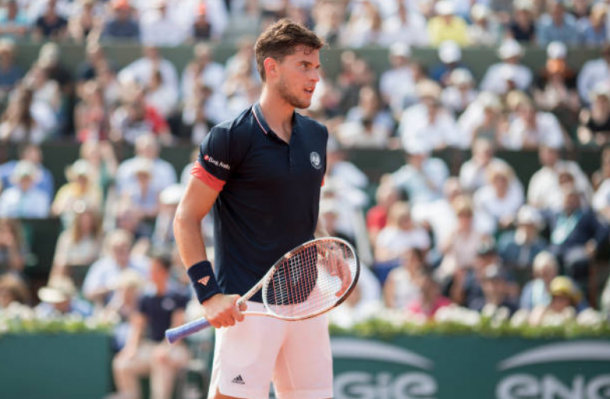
[332,336,610,399]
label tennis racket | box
[166,237,359,343]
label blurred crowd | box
[2,0,610,397]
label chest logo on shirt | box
[310,152,322,170]
[162,298,176,311]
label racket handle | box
[165,317,211,344]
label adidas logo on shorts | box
[232,375,245,385]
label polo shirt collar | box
[252,102,298,139]
[253,102,272,135]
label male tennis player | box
[174,19,333,399]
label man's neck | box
[259,87,295,142]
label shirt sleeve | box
[191,125,237,192]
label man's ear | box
[264,57,278,79]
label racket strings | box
[265,241,357,318]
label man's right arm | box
[173,176,244,328]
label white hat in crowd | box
[435,0,455,16]
[498,39,523,60]
[439,40,461,64]
[547,41,567,60]
[390,42,411,58]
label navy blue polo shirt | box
[139,286,189,342]
[191,103,328,302]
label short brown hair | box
[254,19,324,81]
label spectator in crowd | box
[502,93,565,150]
[577,44,610,105]
[469,264,519,315]
[340,0,384,48]
[0,273,30,308]
[118,46,178,97]
[191,2,213,41]
[458,92,507,148]
[497,205,548,276]
[430,40,466,87]
[398,80,458,150]
[527,145,592,212]
[102,269,143,350]
[0,39,23,100]
[23,62,62,115]
[0,86,56,144]
[181,42,225,99]
[427,0,469,47]
[82,229,149,305]
[379,43,417,117]
[51,207,103,284]
[102,0,140,42]
[181,82,214,144]
[144,68,178,119]
[468,4,501,47]
[112,253,190,399]
[336,85,394,148]
[224,1,261,44]
[480,39,533,95]
[533,42,580,129]
[140,0,186,47]
[579,2,608,46]
[390,144,449,206]
[536,0,581,46]
[449,240,503,307]
[35,43,73,95]
[529,276,581,325]
[0,161,51,219]
[0,144,54,198]
[577,82,610,147]
[520,251,559,310]
[67,0,103,43]
[459,138,513,194]
[78,140,118,197]
[36,275,92,317]
[151,184,183,250]
[437,196,487,280]
[74,80,111,142]
[0,1,29,39]
[32,0,68,41]
[384,248,427,309]
[366,183,400,246]
[76,44,116,86]
[380,0,429,47]
[115,134,177,196]
[375,201,431,262]
[440,68,477,114]
[336,52,376,115]
[0,218,28,276]
[319,199,356,246]
[507,0,536,42]
[116,158,161,235]
[406,270,452,318]
[51,159,103,221]
[109,87,172,145]
[473,162,524,232]
[549,188,609,283]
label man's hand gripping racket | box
[166,237,360,343]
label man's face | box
[273,46,321,109]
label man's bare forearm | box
[174,215,209,269]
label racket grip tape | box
[165,317,212,344]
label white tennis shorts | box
[208,301,333,399]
